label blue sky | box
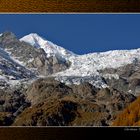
[0,14,140,54]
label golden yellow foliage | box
[112,97,140,126]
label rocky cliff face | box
[0,32,70,77]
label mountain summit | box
[20,33,75,58]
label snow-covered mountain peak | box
[20,33,47,48]
[0,33,3,37]
[20,33,76,58]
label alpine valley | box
[0,31,140,126]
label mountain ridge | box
[2,31,140,89]
[1,31,140,126]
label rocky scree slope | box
[13,78,136,126]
